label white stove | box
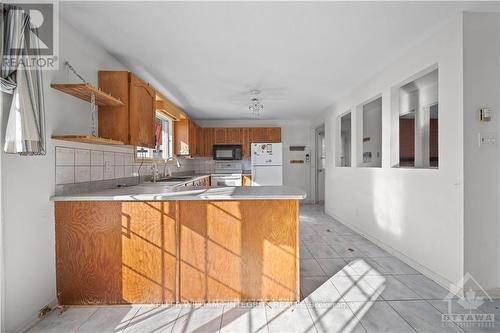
[211,162,243,187]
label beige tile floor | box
[26,205,499,333]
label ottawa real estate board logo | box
[2,1,59,70]
[441,273,496,329]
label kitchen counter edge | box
[51,185,307,202]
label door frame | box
[314,124,325,204]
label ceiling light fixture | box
[248,90,263,118]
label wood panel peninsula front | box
[52,185,306,305]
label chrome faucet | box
[164,156,181,177]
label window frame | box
[336,110,353,167]
[390,64,439,169]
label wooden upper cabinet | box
[241,128,250,157]
[267,128,281,143]
[196,126,204,157]
[213,128,242,145]
[250,127,281,143]
[213,128,226,144]
[98,71,129,144]
[203,128,214,157]
[225,128,241,144]
[174,118,201,156]
[129,74,155,148]
[174,118,190,156]
[98,71,155,148]
[200,127,280,157]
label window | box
[394,67,438,168]
[337,112,352,167]
[359,96,382,167]
[136,112,173,161]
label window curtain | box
[1,4,46,155]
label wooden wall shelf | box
[52,135,125,146]
[51,83,125,107]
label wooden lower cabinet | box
[243,175,252,186]
[178,200,299,302]
[55,201,177,304]
[55,199,299,305]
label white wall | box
[463,12,500,295]
[324,16,464,287]
[1,20,128,332]
[196,119,314,202]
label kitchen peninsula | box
[52,184,306,305]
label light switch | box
[478,133,497,146]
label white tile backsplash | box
[124,165,134,178]
[56,147,74,166]
[104,162,114,180]
[75,166,91,183]
[91,150,104,166]
[91,166,104,181]
[55,146,211,188]
[74,149,90,165]
[56,166,74,184]
[115,165,124,178]
[103,151,114,166]
[114,152,124,166]
[124,153,134,165]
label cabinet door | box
[249,128,267,143]
[250,128,281,143]
[203,128,214,157]
[179,200,298,302]
[214,128,227,144]
[55,201,177,305]
[196,127,204,157]
[225,128,241,144]
[188,120,197,156]
[267,128,282,142]
[98,71,130,143]
[129,74,155,148]
[241,128,250,157]
[174,118,190,156]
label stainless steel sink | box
[150,176,193,183]
[162,176,192,181]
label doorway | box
[315,125,325,204]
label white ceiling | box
[60,1,498,120]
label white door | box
[252,166,283,186]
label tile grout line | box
[303,301,320,333]
[71,307,99,333]
[384,301,419,333]
[120,306,142,333]
[424,300,469,333]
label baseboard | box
[15,298,58,333]
[324,208,460,296]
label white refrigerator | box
[251,143,283,186]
